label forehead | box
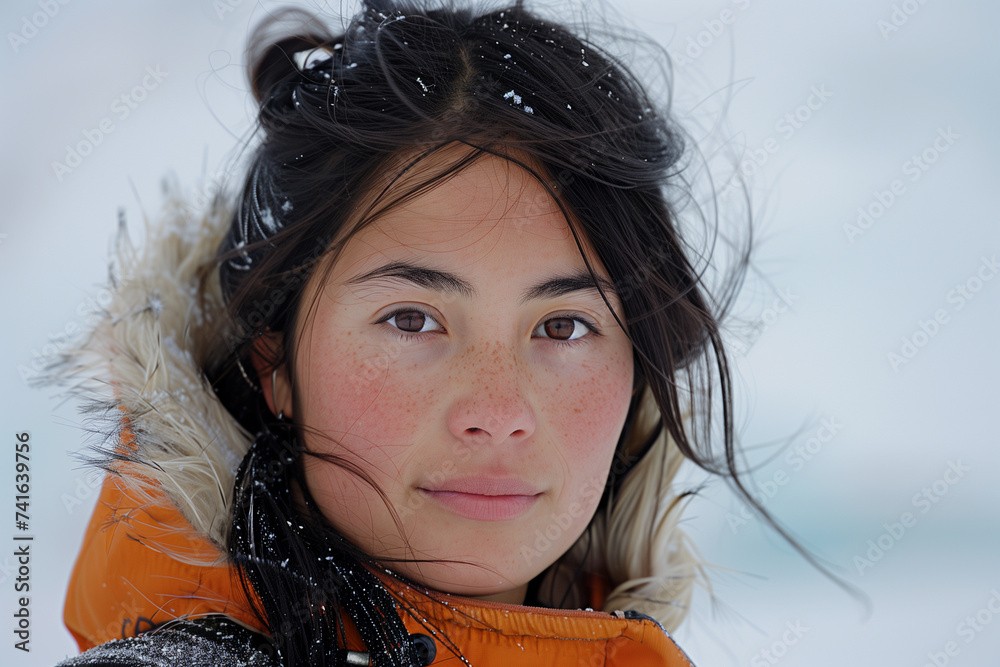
[333,147,608,281]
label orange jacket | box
[67,474,694,665]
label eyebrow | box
[345,261,619,305]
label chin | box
[389,559,537,603]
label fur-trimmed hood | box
[40,185,250,555]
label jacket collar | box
[65,472,691,665]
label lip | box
[419,477,543,521]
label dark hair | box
[211,1,756,664]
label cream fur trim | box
[33,185,252,558]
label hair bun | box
[246,8,333,105]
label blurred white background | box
[1,0,998,665]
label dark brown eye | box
[384,309,443,336]
[393,311,426,332]
[543,317,577,340]
[534,315,595,342]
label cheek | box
[296,333,437,551]
[539,345,633,474]
[297,333,436,467]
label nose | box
[446,341,536,447]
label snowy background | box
[1,0,998,665]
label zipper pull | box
[340,633,436,666]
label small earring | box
[271,367,281,415]
[236,357,260,393]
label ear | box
[250,331,294,418]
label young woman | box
[48,1,749,665]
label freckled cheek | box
[539,349,632,460]
[297,338,436,462]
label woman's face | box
[271,148,634,603]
